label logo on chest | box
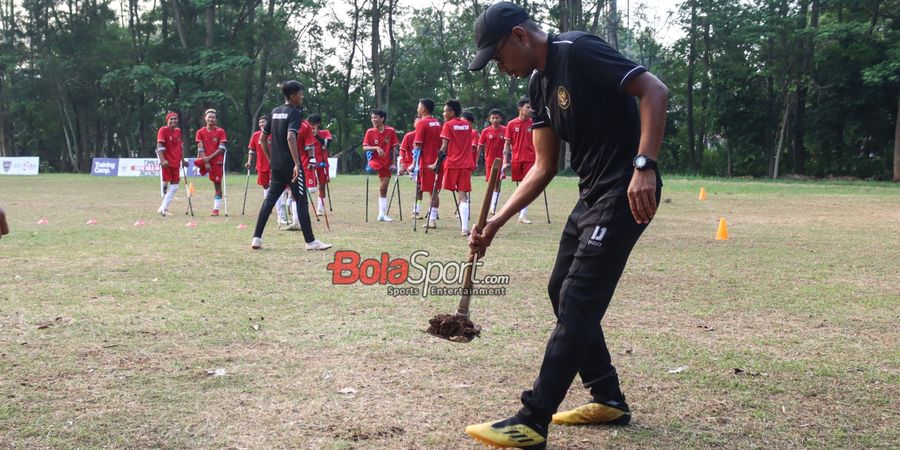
[558,86,571,110]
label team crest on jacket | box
[558,86,571,109]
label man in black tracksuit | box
[465,3,669,449]
[251,80,331,251]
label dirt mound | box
[427,314,481,343]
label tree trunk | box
[170,0,189,49]
[383,0,398,110]
[371,0,383,108]
[606,0,618,48]
[686,0,697,171]
[205,0,215,48]
[893,89,899,181]
[773,92,792,179]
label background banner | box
[0,157,40,175]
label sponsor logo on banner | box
[0,157,40,175]
[91,158,119,176]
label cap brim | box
[468,44,497,71]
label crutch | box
[221,149,229,216]
[542,189,551,224]
[241,165,251,215]
[312,166,330,231]
[182,163,194,217]
[424,152,447,235]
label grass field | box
[1,173,898,449]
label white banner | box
[117,158,162,177]
[0,157,40,175]
[328,157,338,179]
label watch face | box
[635,155,647,168]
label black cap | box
[468,2,528,71]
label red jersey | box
[413,116,442,167]
[480,125,507,165]
[195,126,228,164]
[363,126,399,169]
[470,128,480,165]
[505,117,535,163]
[441,118,475,170]
[298,120,316,166]
[157,126,183,165]
[312,129,332,162]
[249,130,271,172]
[399,131,415,168]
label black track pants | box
[518,186,661,426]
[253,168,315,244]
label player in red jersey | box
[479,108,508,212]
[432,99,475,235]
[362,109,399,222]
[283,117,317,231]
[195,109,228,216]
[462,111,480,173]
[308,114,332,215]
[399,117,419,176]
[504,97,536,224]
[156,112,187,216]
[246,117,288,225]
[412,98,443,226]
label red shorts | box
[161,164,180,183]
[316,166,329,184]
[207,163,223,183]
[418,166,439,193]
[511,160,534,182]
[485,159,508,182]
[442,168,472,192]
[257,170,270,188]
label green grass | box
[1,174,898,449]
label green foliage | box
[0,0,896,179]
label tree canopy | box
[0,0,897,180]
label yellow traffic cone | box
[716,218,729,241]
[699,187,708,201]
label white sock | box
[430,207,439,221]
[161,184,178,210]
[263,188,269,199]
[317,198,325,210]
[520,206,528,218]
[491,192,499,210]
[292,200,300,224]
[460,201,470,231]
[414,200,420,214]
[378,197,387,216]
[214,196,222,210]
[275,192,285,218]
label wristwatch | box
[633,154,657,171]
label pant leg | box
[287,171,316,244]
[519,192,654,427]
[253,169,291,239]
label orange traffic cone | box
[716,218,729,241]
[189,182,196,195]
[699,187,708,201]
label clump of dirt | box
[427,314,481,343]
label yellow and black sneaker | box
[465,416,547,449]
[551,399,631,426]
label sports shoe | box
[412,212,424,220]
[552,399,631,426]
[425,220,437,229]
[250,237,262,250]
[518,216,532,224]
[461,229,470,237]
[157,207,169,217]
[317,207,325,215]
[465,416,547,449]
[378,215,394,222]
[211,209,220,217]
[305,239,332,251]
[283,223,301,231]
